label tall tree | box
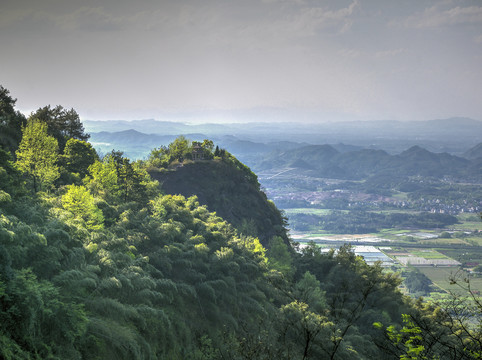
[62,138,98,178]
[147,145,169,168]
[61,184,104,230]
[87,151,154,204]
[168,135,191,162]
[15,119,59,192]
[200,139,215,159]
[267,236,294,277]
[0,148,23,198]
[29,105,89,152]
[0,85,27,154]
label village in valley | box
[256,166,482,299]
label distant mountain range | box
[87,126,482,182]
[84,117,482,156]
[88,129,311,160]
[254,144,481,181]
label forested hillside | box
[1,85,482,359]
[148,154,289,246]
[254,144,481,180]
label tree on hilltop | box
[168,135,191,162]
[148,136,217,168]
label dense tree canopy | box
[148,148,288,246]
[0,85,481,359]
[29,105,89,152]
[87,150,157,206]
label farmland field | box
[284,208,342,216]
[452,214,482,231]
[418,267,482,295]
[407,249,448,259]
[280,191,482,297]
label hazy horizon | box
[79,112,482,125]
[2,0,482,123]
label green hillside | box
[1,85,481,359]
[149,159,289,246]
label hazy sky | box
[1,0,482,122]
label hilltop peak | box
[463,142,482,159]
[149,157,289,245]
[400,145,431,155]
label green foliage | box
[87,151,157,205]
[0,98,481,359]
[0,85,26,154]
[294,272,326,312]
[374,314,427,360]
[1,168,479,359]
[290,210,458,234]
[148,154,289,245]
[61,185,104,230]
[404,268,432,296]
[0,148,24,199]
[221,149,259,187]
[15,119,60,192]
[201,139,214,154]
[292,244,409,358]
[279,300,332,359]
[29,105,89,152]
[267,236,294,277]
[168,135,191,162]
[146,145,170,168]
[373,288,482,360]
[62,139,99,179]
[237,236,267,264]
[147,136,216,168]
[0,267,87,359]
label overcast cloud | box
[1,0,481,122]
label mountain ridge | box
[255,144,479,180]
[85,116,482,159]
